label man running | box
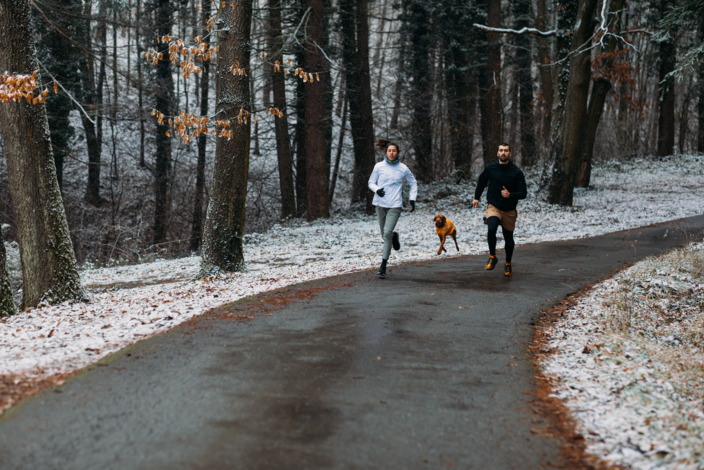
[472,143,527,278]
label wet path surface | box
[1,216,703,469]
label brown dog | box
[433,214,460,255]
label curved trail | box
[1,216,702,470]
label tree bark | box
[656,1,676,157]
[546,0,598,206]
[153,0,175,245]
[575,79,610,187]
[0,235,15,316]
[699,22,704,153]
[442,4,475,178]
[479,0,503,165]
[407,1,433,181]
[0,0,85,309]
[330,94,347,205]
[136,0,146,168]
[268,0,296,219]
[200,0,253,274]
[514,0,536,166]
[533,0,553,152]
[576,0,625,187]
[82,1,106,206]
[190,0,212,252]
[303,0,329,220]
[34,0,81,190]
[340,0,375,212]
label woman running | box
[367,139,418,279]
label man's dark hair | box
[498,142,511,152]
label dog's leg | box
[437,234,445,255]
[451,230,459,251]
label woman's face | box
[386,145,399,161]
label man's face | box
[497,145,511,163]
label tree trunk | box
[303,0,329,220]
[200,0,253,274]
[575,78,610,187]
[576,0,625,187]
[340,0,375,212]
[443,12,474,178]
[137,0,146,168]
[83,2,106,206]
[546,0,598,206]
[697,7,704,153]
[34,0,81,190]
[533,0,553,152]
[330,94,348,205]
[407,1,433,181]
[699,48,704,153]
[514,0,536,166]
[153,0,175,245]
[0,236,15,316]
[268,0,296,219]
[656,2,676,157]
[0,0,85,309]
[479,0,502,165]
[190,0,212,252]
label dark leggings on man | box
[487,216,515,262]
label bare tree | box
[479,0,503,164]
[267,0,296,219]
[303,0,329,220]
[190,0,212,252]
[80,1,107,206]
[0,233,15,316]
[405,0,434,181]
[546,0,599,205]
[0,0,85,309]
[153,0,175,245]
[576,0,626,187]
[656,0,676,157]
[200,0,253,273]
[340,0,375,212]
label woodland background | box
[1,0,703,272]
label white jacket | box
[368,160,418,208]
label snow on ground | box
[543,242,704,469]
[1,155,704,468]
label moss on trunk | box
[0,0,86,309]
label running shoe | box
[392,231,400,251]
[504,262,512,278]
[485,255,498,270]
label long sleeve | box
[405,167,418,201]
[368,165,381,193]
[473,169,488,201]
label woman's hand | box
[376,188,385,197]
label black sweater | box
[473,160,527,212]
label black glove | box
[409,200,416,212]
[376,188,385,197]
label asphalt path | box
[1,216,703,470]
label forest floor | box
[1,154,704,468]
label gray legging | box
[376,206,402,260]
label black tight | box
[487,216,515,262]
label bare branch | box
[37,61,96,126]
[472,23,557,37]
